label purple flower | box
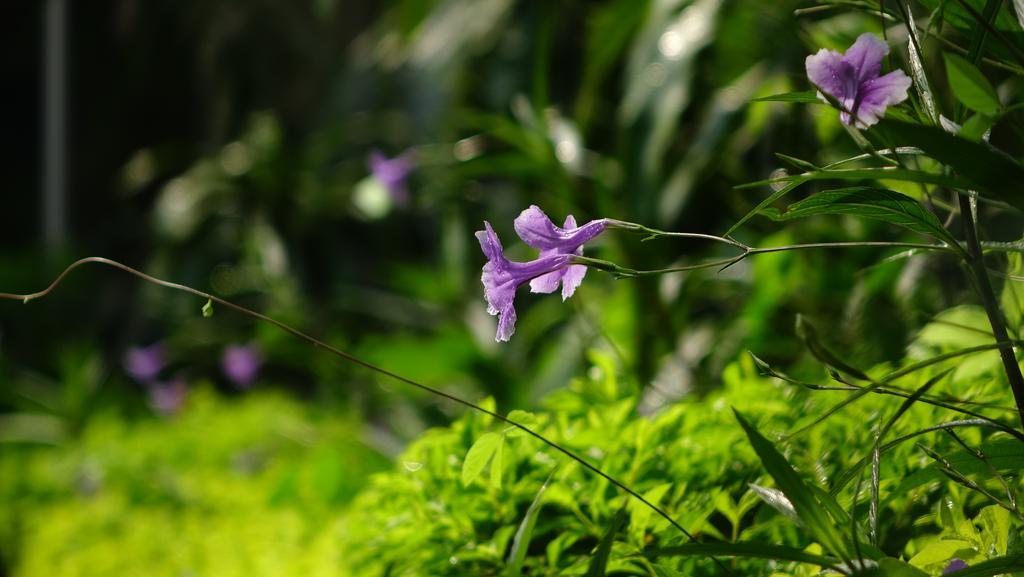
[148,379,187,416]
[477,222,576,342]
[123,342,166,384]
[513,205,608,300]
[943,559,968,574]
[805,33,912,128]
[221,344,263,388]
[368,150,415,206]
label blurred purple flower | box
[221,344,263,388]
[123,342,166,384]
[477,222,575,342]
[805,33,911,128]
[513,205,608,300]
[943,559,968,574]
[148,379,187,416]
[368,150,415,206]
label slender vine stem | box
[957,195,1024,430]
[0,256,735,574]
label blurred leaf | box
[505,474,553,576]
[585,506,627,577]
[733,410,852,559]
[752,91,821,103]
[762,187,961,247]
[202,299,214,318]
[648,541,840,567]
[959,113,995,141]
[944,554,1024,576]
[944,52,1001,115]
[795,315,871,380]
[461,432,502,486]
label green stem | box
[957,195,1024,430]
[0,257,735,574]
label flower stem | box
[956,195,1024,430]
[0,256,734,575]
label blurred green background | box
[3,1,1020,575]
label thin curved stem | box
[0,257,734,574]
[575,238,955,279]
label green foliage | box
[0,389,388,576]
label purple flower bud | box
[513,205,608,300]
[148,379,187,416]
[943,559,968,574]
[123,342,166,384]
[477,222,574,342]
[221,344,263,388]
[368,150,415,206]
[805,33,912,128]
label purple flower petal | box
[805,33,911,128]
[854,70,913,127]
[148,380,187,416]
[368,149,415,205]
[806,48,854,103]
[943,559,968,574]
[221,344,263,388]
[123,343,166,384]
[844,33,888,85]
[513,205,608,252]
[476,221,574,342]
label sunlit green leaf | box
[461,432,502,487]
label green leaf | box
[959,113,995,141]
[728,165,978,236]
[874,557,931,576]
[795,315,871,380]
[945,52,1001,115]
[762,187,961,248]
[461,432,502,486]
[504,474,553,576]
[647,541,840,568]
[946,553,1024,576]
[875,120,1024,211]
[202,299,214,318]
[752,91,821,103]
[585,507,628,577]
[489,435,504,489]
[733,410,852,559]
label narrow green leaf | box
[945,553,1024,576]
[945,52,1001,114]
[504,473,554,576]
[461,432,502,486]
[795,315,872,380]
[875,119,1024,211]
[752,91,821,103]
[763,187,961,248]
[733,410,851,559]
[774,153,819,172]
[585,506,628,577]
[901,2,939,123]
[726,176,809,236]
[647,541,841,568]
